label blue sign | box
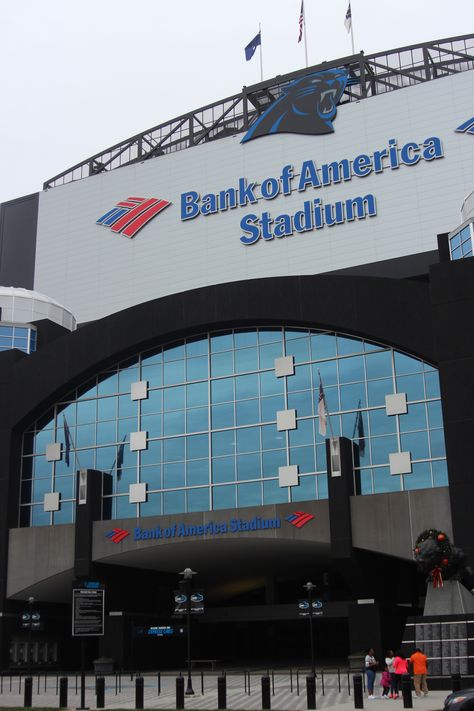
[134,515,281,541]
[179,136,444,245]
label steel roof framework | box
[43,34,474,190]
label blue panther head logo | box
[241,68,348,143]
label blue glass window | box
[187,488,209,512]
[163,490,185,514]
[187,459,209,486]
[292,475,317,502]
[163,462,185,489]
[212,457,235,483]
[213,484,236,510]
[237,482,261,507]
[263,479,288,504]
[20,327,448,525]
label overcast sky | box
[1,0,473,203]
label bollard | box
[135,676,144,710]
[158,671,161,695]
[59,677,68,709]
[321,669,325,696]
[401,674,413,709]
[24,676,33,708]
[452,673,462,692]
[176,676,184,710]
[353,674,363,709]
[290,668,293,693]
[96,676,105,709]
[297,670,300,696]
[262,675,271,710]
[306,675,316,710]
[218,675,227,709]
[201,671,204,695]
[271,670,275,695]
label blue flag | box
[63,415,72,467]
[245,32,261,61]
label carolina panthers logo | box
[241,68,348,143]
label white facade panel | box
[35,71,474,323]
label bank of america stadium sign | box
[105,512,315,543]
[95,62,450,247]
[181,136,443,245]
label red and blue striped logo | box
[96,196,171,239]
[106,528,130,544]
[455,117,474,135]
[286,511,315,528]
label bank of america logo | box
[455,118,474,135]
[106,528,130,544]
[96,196,171,239]
[286,511,315,528]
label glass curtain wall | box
[20,328,447,526]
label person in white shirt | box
[385,649,396,699]
[365,648,378,699]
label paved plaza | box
[0,671,449,709]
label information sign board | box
[72,588,105,636]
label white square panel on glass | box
[277,409,297,431]
[389,451,412,475]
[129,483,147,503]
[46,442,61,462]
[385,393,408,416]
[278,465,299,487]
[131,380,148,401]
[130,431,147,451]
[275,356,295,378]
[44,492,60,512]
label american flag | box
[298,0,304,43]
[344,2,352,33]
[318,375,327,437]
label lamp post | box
[26,596,35,676]
[303,582,316,678]
[179,568,197,696]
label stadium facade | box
[1,35,474,670]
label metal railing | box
[43,34,474,190]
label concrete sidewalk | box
[0,672,449,709]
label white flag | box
[318,376,327,437]
[344,2,352,33]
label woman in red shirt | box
[392,651,409,698]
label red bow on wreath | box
[431,566,443,588]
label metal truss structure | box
[44,34,474,190]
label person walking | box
[392,650,409,699]
[385,649,396,699]
[365,648,378,699]
[410,647,429,696]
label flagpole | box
[259,22,263,81]
[350,5,355,54]
[303,5,308,67]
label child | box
[381,666,391,698]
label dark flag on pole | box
[63,415,72,467]
[352,401,365,454]
[116,436,126,481]
[344,2,352,33]
[245,31,261,61]
[298,0,304,43]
